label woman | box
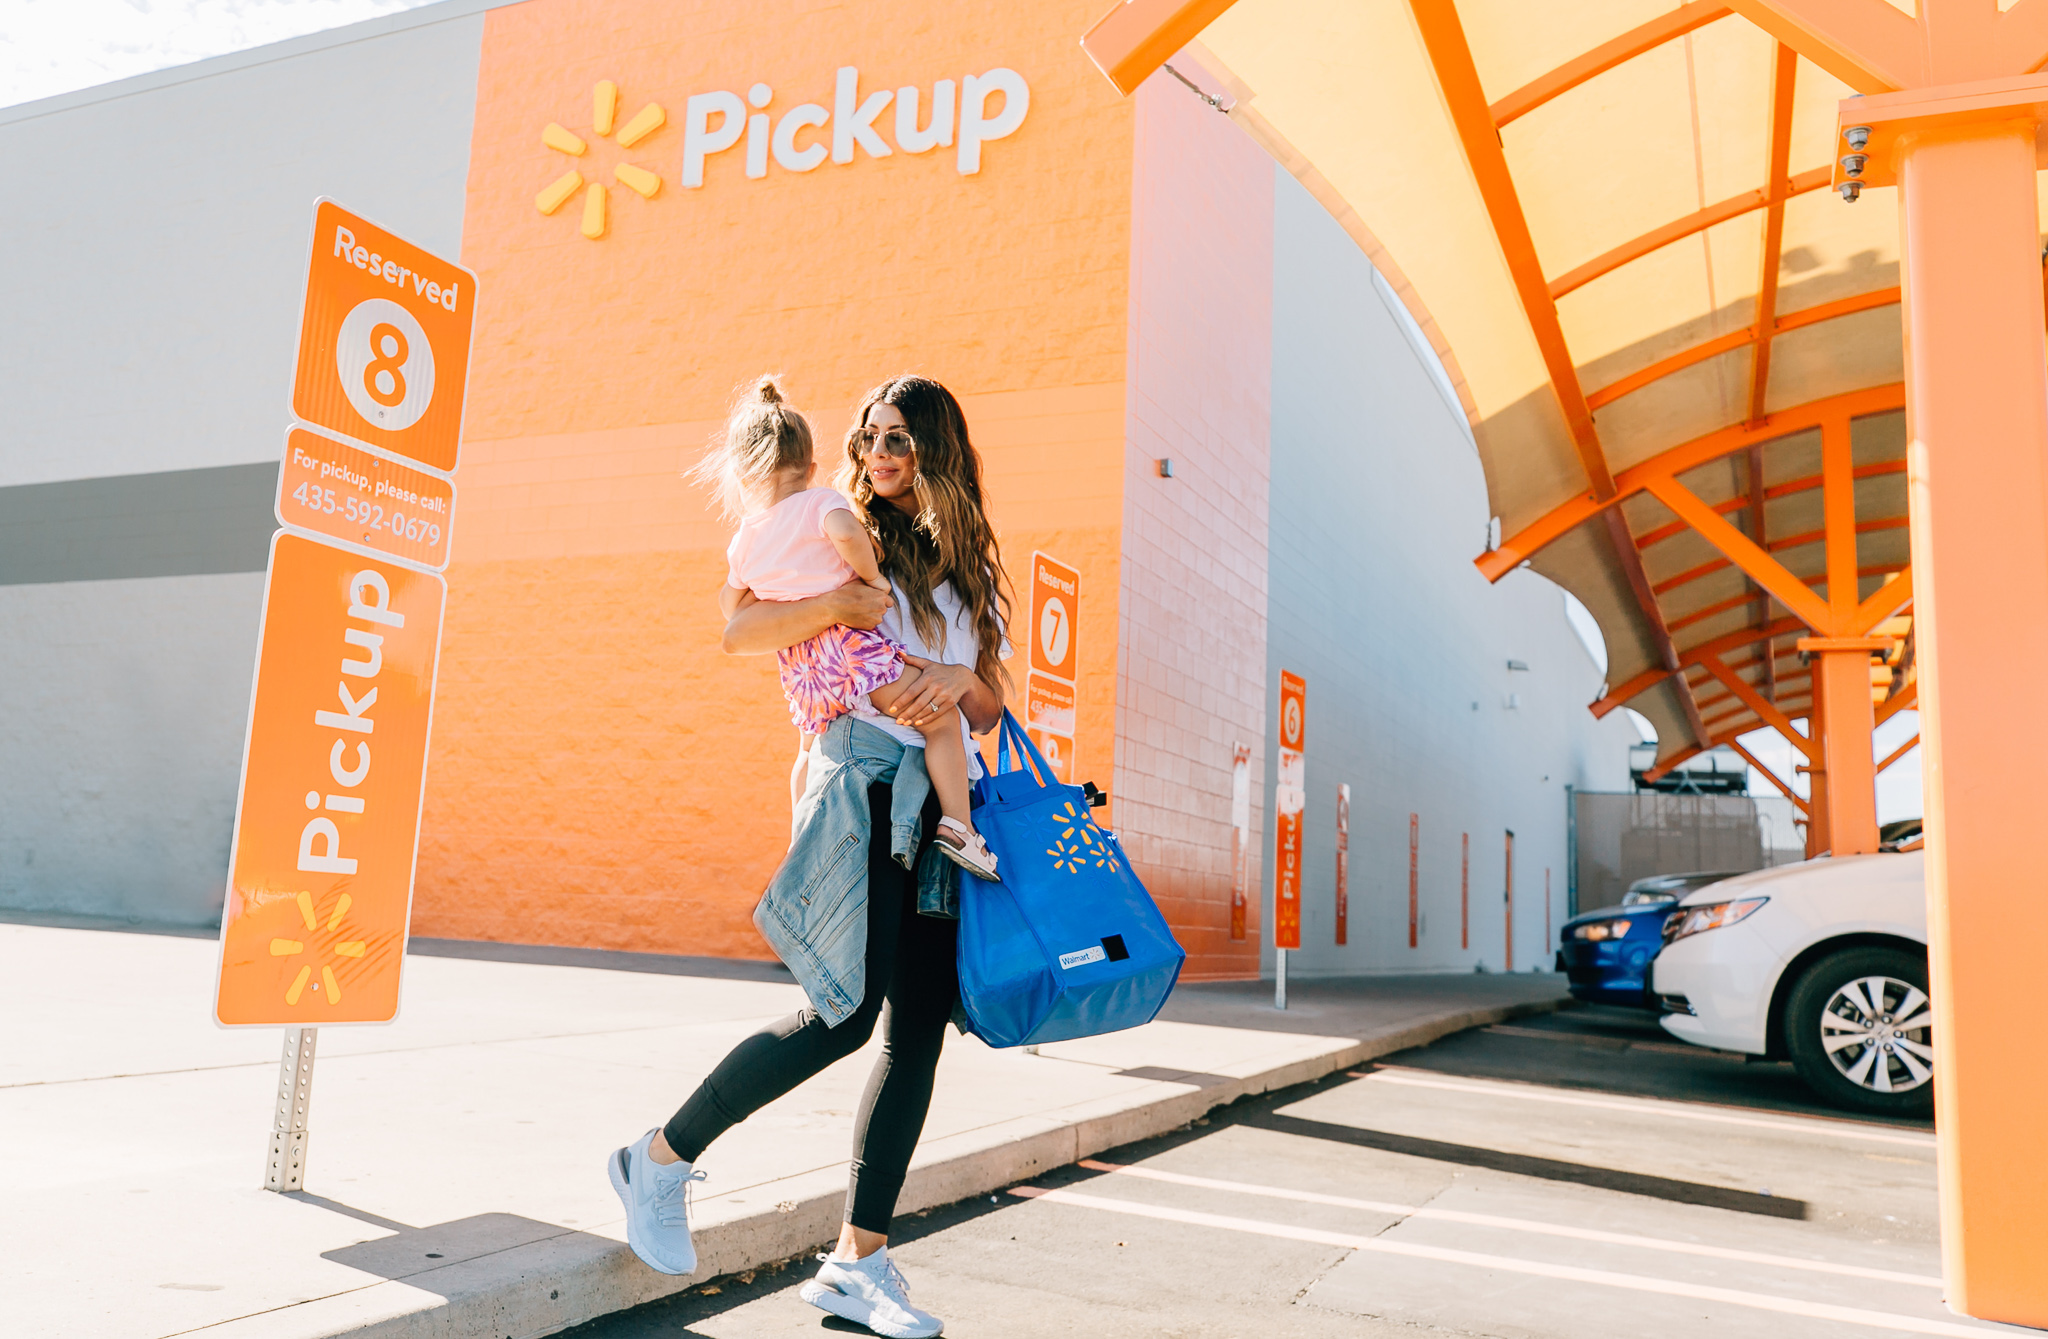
[609,375,1010,1339]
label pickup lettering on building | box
[682,65,1029,185]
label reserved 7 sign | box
[214,533,445,1026]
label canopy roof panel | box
[1170,0,1952,764]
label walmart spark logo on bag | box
[1045,799,1124,876]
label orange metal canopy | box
[1080,0,1998,771]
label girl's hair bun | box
[686,373,815,521]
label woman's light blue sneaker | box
[606,1129,706,1275]
[799,1246,944,1337]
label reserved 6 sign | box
[291,199,476,475]
[214,533,445,1026]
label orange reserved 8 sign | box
[291,200,477,475]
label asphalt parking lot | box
[565,1002,2019,1339]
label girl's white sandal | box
[935,817,1000,881]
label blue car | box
[1556,872,1738,1007]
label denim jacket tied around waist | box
[751,713,963,1028]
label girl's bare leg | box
[868,669,975,831]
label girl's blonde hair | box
[688,375,815,521]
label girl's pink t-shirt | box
[725,487,859,601]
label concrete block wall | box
[1113,67,1274,981]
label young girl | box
[698,377,998,881]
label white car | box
[1648,851,1932,1115]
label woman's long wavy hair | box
[839,375,1012,687]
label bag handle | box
[993,708,1056,786]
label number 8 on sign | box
[336,298,435,433]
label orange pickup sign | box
[214,532,446,1026]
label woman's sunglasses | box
[856,426,916,459]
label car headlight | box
[1572,919,1635,942]
[1663,897,1768,944]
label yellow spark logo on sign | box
[1045,800,1124,876]
[535,80,667,240]
[267,891,368,1007]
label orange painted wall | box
[1115,63,1273,980]
[414,0,1138,956]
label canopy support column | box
[1797,638,1882,856]
[1894,114,2048,1326]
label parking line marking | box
[1012,1187,2004,1338]
[1358,1069,1937,1147]
[1076,1160,1940,1287]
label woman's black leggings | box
[663,782,958,1234]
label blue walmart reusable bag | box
[954,710,1186,1048]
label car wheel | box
[1784,947,1934,1116]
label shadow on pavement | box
[300,1196,596,1286]
[1383,1003,1935,1132]
[1242,1110,1808,1219]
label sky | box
[0,0,440,109]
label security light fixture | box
[1156,458,1174,478]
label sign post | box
[1274,671,1305,1008]
[214,200,475,1193]
[1335,784,1349,947]
[1026,552,1080,783]
[1230,744,1251,941]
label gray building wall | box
[0,4,491,924]
[1261,170,1634,977]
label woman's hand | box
[721,578,891,654]
[894,653,1000,733]
[824,579,892,629]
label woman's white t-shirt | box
[853,579,1003,779]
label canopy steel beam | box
[1697,650,1817,757]
[1649,529,1908,599]
[1746,443,1776,699]
[1878,732,1920,773]
[1595,613,1807,714]
[1728,738,1811,815]
[1410,0,1610,497]
[1587,288,1900,410]
[1410,0,1713,752]
[1633,459,1908,550]
[1549,167,1831,300]
[1079,0,1242,97]
[1481,383,1905,579]
[1727,0,2048,90]
[1490,2,1733,126]
[1747,45,1800,425]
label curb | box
[200,994,1563,1338]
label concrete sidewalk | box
[1,919,1565,1339]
